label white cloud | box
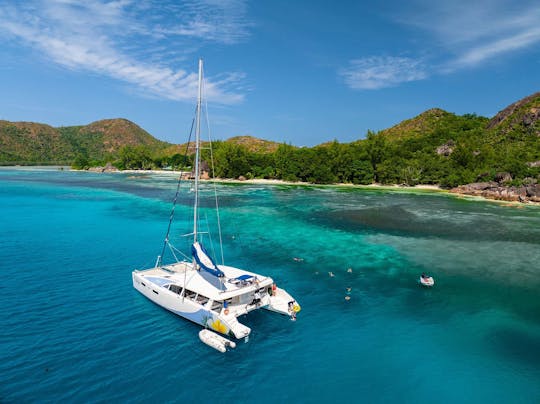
[150,0,252,45]
[401,0,540,70]
[343,1,540,90]
[340,56,427,90]
[0,0,249,104]
[450,26,540,70]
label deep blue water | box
[1,167,539,403]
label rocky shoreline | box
[451,182,540,203]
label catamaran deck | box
[134,262,273,301]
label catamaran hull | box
[132,272,237,338]
[265,286,301,316]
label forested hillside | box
[207,92,540,187]
[1,92,539,188]
[0,118,169,166]
[204,92,539,187]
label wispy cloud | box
[0,0,250,103]
[343,1,540,91]
[149,0,252,45]
[452,28,540,69]
[402,0,540,70]
[340,56,427,90]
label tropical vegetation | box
[1,92,539,188]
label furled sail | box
[191,242,224,277]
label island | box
[1,91,539,203]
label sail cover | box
[191,242,224,278]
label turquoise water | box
[1,167,539,403]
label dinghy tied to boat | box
[199,329,236,353]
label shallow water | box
[1,168,539,403]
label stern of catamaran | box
[219,311,251,339]
[265,285,301,319]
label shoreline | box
[86,168,540,206]
[95,170,540,206]
[215,177,444,192]
[2,165,538,206]
[87,168,448,192]
[213,179,539,206]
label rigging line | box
[158,105,197,266]
[167,242,191,262]
[167,242,181,263]
[203,72,225,265]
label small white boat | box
[199,329,236,353]
[419,275,435,287]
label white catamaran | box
[132,59,300,343]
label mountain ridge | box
[0,118,285,165]
[1,118,164,164]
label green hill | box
[363,92,539,186]
[226,135,280,153]
[0,118,170,165]
[487,91,540,134]
[484,91,540,167]
[379,108,465,140]
[1,91,539,190]
[0,121,70,164]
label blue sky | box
[0,0,539,146]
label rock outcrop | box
[436,140,455,156]
[487,91,540,136]
[451,182,540,203]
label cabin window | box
[168,284,183,295]
[184,289,197,300]
[211,301,223,311]
[141,282,146,287]
[233,294,252,305]
[196,294,209,305]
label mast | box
[193,58,203,243]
